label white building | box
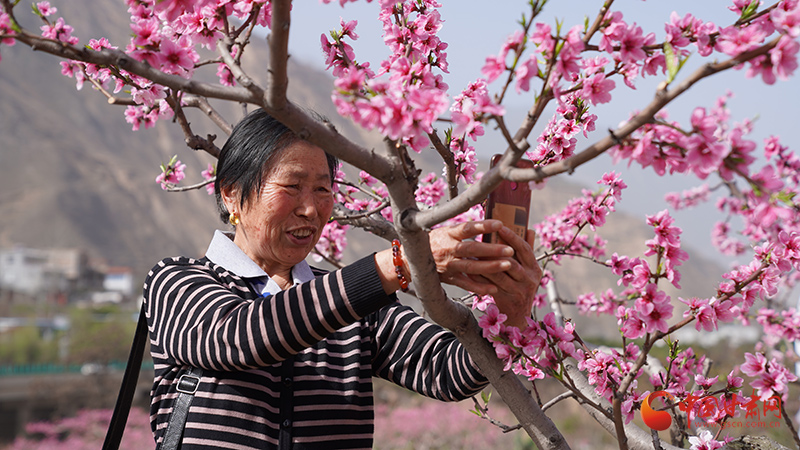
[0,246,96,296]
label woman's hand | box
[374,220,542,309]
[428,220,518,295]
[482,227,542,329]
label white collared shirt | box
[204,230,315,296]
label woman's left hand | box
[483,227,542,329]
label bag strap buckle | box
[176,374,200,394]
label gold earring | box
[229,212,240,226]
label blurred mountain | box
[0,0,726,337]
[0,0,381,282]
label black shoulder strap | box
[157,366,202,450]
[102,306,148,450]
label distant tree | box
[67,306,137,365]
[0,325,58,365]
[2,0,800,448]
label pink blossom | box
[481,55,506,83]
[688,430,723,450]
[628,259,651,289]
[514,56,538,93]
[685,134,730,179]
[740,352,767,377]
[771,35,800,81]
[617,306,646,339]
[580,55,610,76]
[36,1,57,17]
[581,73,615,105]
[314,220,350,262]
[415,173,447,207]
[472,295,495,312]
[478,304,506,338]
[157,37,198,75]
[530,23,554,56]
[772,3,800,37]
[131,17,160,47]
[746,358,798,401]
[153,0,214,23]
[616,22,650,65]
[200,163,216,195]
[40,17,79,45]
[716,24,768,56]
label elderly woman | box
[143,109,541,450]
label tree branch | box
[505,37,780,184]
[11,30,256,103]
[266,0,291,112]
[428,130,459,200]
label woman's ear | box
[220,185,239,215]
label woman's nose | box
[295,191,318,218]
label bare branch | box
[331,204,397,241]
[428,131,459,200]
[165,178,214,193]
[542,391,576,412]
[182,94,233,135]
[217,37,262,96]
[583,1,615,44]
[266,0,291,111]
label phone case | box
[482,154,533,244]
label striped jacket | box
[143,254,489,449]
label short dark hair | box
[214,108,339,224]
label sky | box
[285,0,800,265]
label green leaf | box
[740,0,760,22]
[31,2,42,17]
[663,42,678,84]
[776,190,796,206]
[469,409,482,417]
[9,17,22,33]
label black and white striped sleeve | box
[371,303,489,401]
[143,255,394,370]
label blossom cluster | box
[478,305,584,388]
[155,155,186,190]
[534,171,626,266]
[9,0,277,133]
[322,0,453,152]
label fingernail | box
[502,247,514,257]
[501,261,512,270]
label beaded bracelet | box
[391,239,410,292]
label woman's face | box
[226,141,334,278]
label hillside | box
[0,0,380,282]
[0,0,726,339]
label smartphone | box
[482,154,533,244]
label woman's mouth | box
[288,228,315,242]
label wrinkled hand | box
[483,227,542,329]
[428,220,516,295]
